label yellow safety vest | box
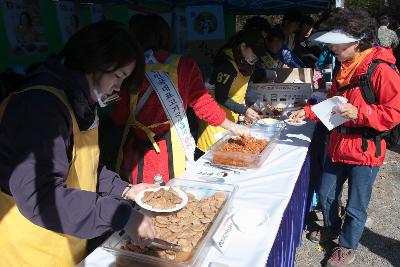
[0,86,99,267]
[197,49,251,152]
[116,55,186,179]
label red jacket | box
[111,52,226,183]
[113,52,226,138]
[305,47,400,166]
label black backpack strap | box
[337,81,359,94]
[358,59,386,104]
[336,59,389,101]
[336,60,399,157]
[336,125,386,157]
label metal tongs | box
[148,238,182,252]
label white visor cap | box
[310,30,363,44]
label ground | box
[295,148,400,267]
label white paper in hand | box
[311,96,350,131]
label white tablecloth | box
[78,123,315,267]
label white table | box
[78,122,315,267]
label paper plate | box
[135,186,188,213]
[284,119,307,126]
[232,208,269,233]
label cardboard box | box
[271,68,313,84]
[252,83,313,108]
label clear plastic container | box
[102,179,237,267]
[203,127,283,169]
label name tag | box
[212,215,235,254]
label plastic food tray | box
[203,126,283,169]
[101,179,237,267]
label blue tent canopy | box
[166,0,331,14]
[77,0,331,14]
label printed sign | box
[56,1,82,42]
[186,5,224,41]
[1,0,48,56]
[253,83,313,108]
[212,214,235,254]
[90,4,107,23]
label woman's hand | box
[127,183,156,201]
[220,119,250,136]
[245,108,261,122]
[289,109,306,121]
[229,124,250,136]
[338,103,358,121]
[124,209,155,248]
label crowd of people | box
[0,6,399,267]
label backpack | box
[337,59,400,156]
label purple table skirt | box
[266,151,312,267]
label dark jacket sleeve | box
[97,165,129,196]
[212,61,248,115]
[1,91,131,239]
[281,48,306,68]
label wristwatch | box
[121,184,133,200]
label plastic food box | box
[101,179,238,267]
[203,127,283,169]
[254,118,286,132]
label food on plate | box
[286,117,304,123]
[122,192,227,262]
[266,104,284,116]
[141,188,182,209]
[244,116,254,125]
[271,107,284,116]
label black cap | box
[241,29,266,58]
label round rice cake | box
[203,211,216,219]
[155,250,167,257]
[175,251,192,261]
[155,222,168,228]
[168,215,181,223]
[177,238,190,247]
[200,217,212,224]
[178,229,194,239]
[177,209,191,218]
[193,209,204,219]
[215,200,224,209]
[192,224,206,232]
[165,252,176,260]
[168,224,182,233]
[213,192,226,202]
[185,203,198,211]
[186,193,197,202]
[156,227,171,238]
[141,191,155,202]
[179,217,192,226]
[190,234,203,246]
[201,205,212,213]
[155,216,169,224]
